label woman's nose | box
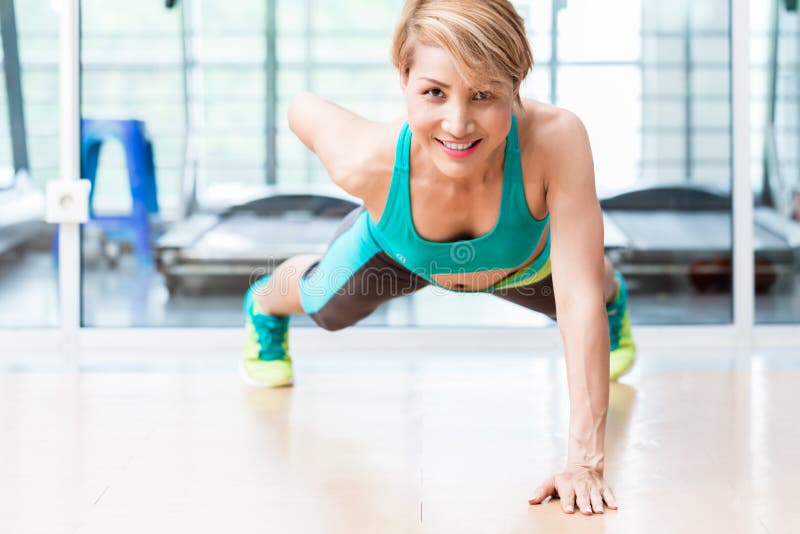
[441,107,473,139]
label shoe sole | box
[238,360,293,388]
[610,348,636,382]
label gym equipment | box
[50,118,162,267]
[601,183,800,293]
[0,0,48,259]
[155,188,359,294]
[156,182,800,296]
[0,173,46,258]
[81,118,160,265]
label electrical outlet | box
[45,179,91,224]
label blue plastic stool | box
[53,118,161,266]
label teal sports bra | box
[368,114,550,281]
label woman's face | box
[401,43,517,179]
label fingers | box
[530,472,618,515]
[528,478,556,505]
[603,486,618,510]
[589,487,604,514]
[576,486,593,515]
[556,482,576,514]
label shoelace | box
[252,314,288,360]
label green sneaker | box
[607,271,636,381]
[241,276,293,387]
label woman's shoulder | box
[356,117,406,171]
[516,98,587,157]
[345,118,406,201]
[516,99,591,187]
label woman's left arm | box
[526,110,618,515]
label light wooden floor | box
[1,349,798,534]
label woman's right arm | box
[288,92,379,198]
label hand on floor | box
[528,465,618,515]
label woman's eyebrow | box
[418,77,504,91]
[419,77,450,88]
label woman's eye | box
[423,88,491,100]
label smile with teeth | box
[436,138,480,151]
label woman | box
[242,0,634,515]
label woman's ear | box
[399,68,410,91]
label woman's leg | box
[242,206,430,387]
[296,208,428,330]
[252,254,321,316]
[299,248,429,331]
[490,254,635,380]
[250,204,385,320]
[490,255,622,319]
[242,206,372,387]
[251,246,429,330]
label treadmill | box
[0,0,47,259]
[601,183,800,293]
[602,0,800,294]
[155,186,359,294]
[156,181,800,295]
[0,173,46,258]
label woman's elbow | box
[287,92,320,148]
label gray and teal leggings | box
[298,206,557,330]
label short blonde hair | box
[391,0,534,108]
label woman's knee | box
[256,254,321,316]
[309,311,354,331]
[306,292,378,331]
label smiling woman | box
[242,0,635,517]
